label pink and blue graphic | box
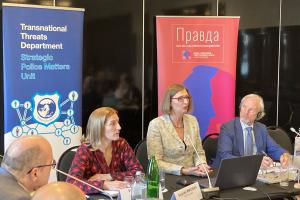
[184,66,235,138]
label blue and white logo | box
[33,93,60,125]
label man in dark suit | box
[213,94,290,168]
[0,136,54,200]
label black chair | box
[202,133,219,165]
[134,138,148,171]
[56,145,78,181]
[267,126,293,154]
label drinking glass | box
[280,156,293,187]
[159,169,166,192]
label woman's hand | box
[181,166,197,176]
[181,165,211,176]
[103,181,129,190]
[196,163,212,175]
[88,173,113,181]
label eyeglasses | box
[241,104,259,114]
[171,96,191,103]
[27,159,56,174]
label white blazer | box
[147,114,206,175]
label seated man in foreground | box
[213,94,290,168]
[0,136,54,200]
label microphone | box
[290,127,300,137]
[186,136,212,187]
[186,136,219,198]
[54,168,113,200]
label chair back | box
[267,126,293,154]
[56,145,79,181]
[134,139,148,171]
[202,133,219,165]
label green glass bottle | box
[147,156,159,198]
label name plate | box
[171,182,203,200]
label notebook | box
[198,155,263,190]
[257,164,297,184]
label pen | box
[261,150,268,157]
[261,150,275,167]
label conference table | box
[163,174,300,200]
[88,173,300,200]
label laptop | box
[198,154,263,190]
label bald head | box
[1,135,52,179]
[32,182,86,200]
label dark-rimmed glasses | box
[27,159,56,174]
[171,96,191,103]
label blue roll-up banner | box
[2,3,84,179]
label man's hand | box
[260,156,274,169]
[280,153,291,167]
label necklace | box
[169,115,184,129]
[173,124,184,129]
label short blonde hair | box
[84,107,118,149]
[161,83,193,114]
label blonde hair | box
[84,107,118,149]
[161,83,193,114]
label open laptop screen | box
[199,155,263,190]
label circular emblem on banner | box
[37,98,56,119]
[33,93,60,126]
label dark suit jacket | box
[212,117,287,168]
[0,167,31,200]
